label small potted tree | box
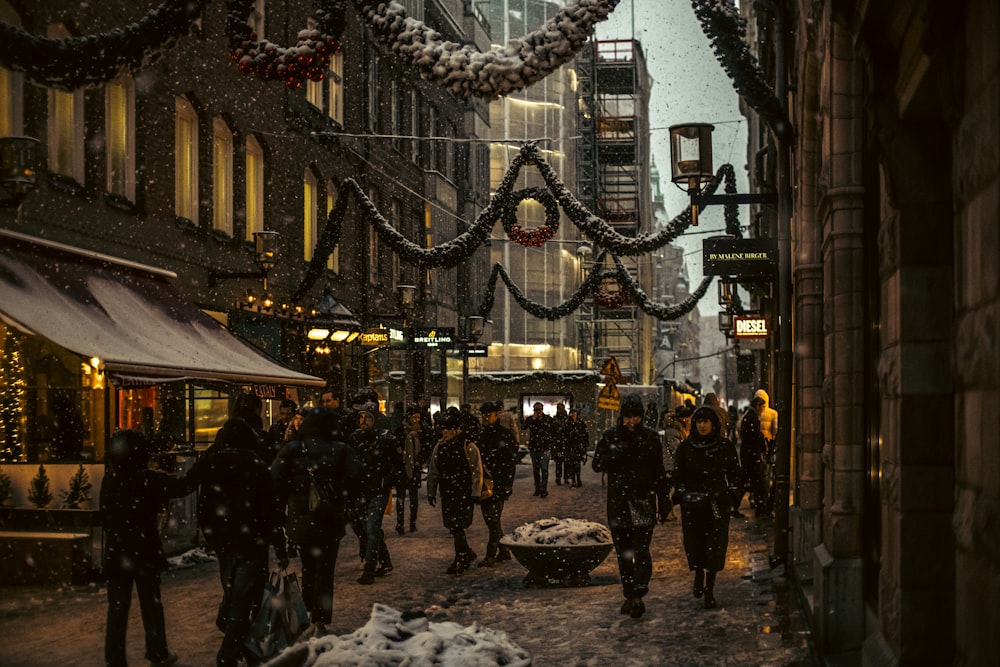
[60,464,92,509]
[27,464,53,509]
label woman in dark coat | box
[592,395,671,619]
[672,406,742,609]
[101,429,194,667]
[425,411,485,575]
[737,398,769,515]
[270,407,361,636]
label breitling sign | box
[703,237,778,277]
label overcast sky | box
[594,0,750,301]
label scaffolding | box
[575,39,652,382]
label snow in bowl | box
[500,517,613,587]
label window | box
[390,200,401,287]
[326,179,339,271]
[409,89,420,164]
[46,25,84,183]
[368,188,379,285]
[427,106,438,172]
[175,96,199,223]
[105,78,135,200]
[303,168,319,261]
[212,117,234,235]
[249,0,265,38]
[0,66,23,137]
[305,20,323,108]
[245,136,264,241]
[390,79,402,152]
[328,50,344,125]
[367,46,379,133]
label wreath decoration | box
[592,277,628,309]
[226,0,347,89]
[502,188,560,247]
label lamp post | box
[460,315,485,405]
[0,136,40,218]
[397,284,417,406]
[668,123,715,226]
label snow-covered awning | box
[0,230,324,387]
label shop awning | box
[0,230,325,387]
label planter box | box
[0,530,91,585]
[0,508,103,569]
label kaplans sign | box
[703,237,778,277]
[733,316,769,338]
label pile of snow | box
[166,547,216,570]
[265,604,531,667]
[502,517,612,547]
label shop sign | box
[387,327,407,349]
[410,327,456,349]
[703,237,778,277]
[466,344,489,357]
[359,328,391,347]
[734,316,769,338]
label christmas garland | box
[0,0,208,91]
[691,0,789,136]
[356,0,622,100]
[226,0,348,89]
[609,253,715,320]
[502,188,560,247]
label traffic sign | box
[597,380,621,410]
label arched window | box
[212,117,234,235]
[47,25,84,183]
[106,77,135,201]
[245,135,264,241]
[174,96,199,223]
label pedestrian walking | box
[270,407,362,637]
[425,411,486,575]
[185,418,288,667]
[264,398,298,461]
[591,395,672,619]
[565,408,589,487]
[101,429,193,667]
[737,397,769,515]
[551,403,571,485]
[475,402,518,566]
[672,406,742,610]
[395,405,432,534]
[523,402,554,497]
[349,403,403,585]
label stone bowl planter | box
[501,517,614,587]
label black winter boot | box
[704,571,718,609]
[693,568,705,598]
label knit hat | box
[620,394,645,418]
[480,401,498,415]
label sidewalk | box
[0,462,816,666]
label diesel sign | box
[734,316,769,338]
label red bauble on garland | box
[502,187,560,248]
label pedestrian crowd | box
[101,386,777,664]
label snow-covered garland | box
[475,249,714,323]
[0,0,208,91]
[226,0,348,89]
[355,0,622,100]
[476,370,598,385]
[691,0,789,135]
[294,143,741,301]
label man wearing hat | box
[592,394,672,619]
[475,402,519,566]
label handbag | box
[280,571,311,639]
[682,490,711,509]
[479,462,494,502]
[245,571,289,661]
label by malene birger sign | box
[703,237,778,277]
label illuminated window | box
[175,96,199,223]
[212,117,234,235]
[106,78,135,200]
[48,88,84,182]
[328,50,344,125]
[304,168,319,261]
[305,19,323,108]
[326,179,339,271]
[245,135,264,241]
[0,66,23,136]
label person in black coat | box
[395,406,432,535]
[737,398,769,516]
[271,408,362,636]
[592,395,671,619]
[523,402,554,497]
[475,402,519,566]
[565,408,589,487]
[349,403,404,585]
[425,411,486,575]
[672,405,742,610]
[185,418,288,667]
[101,429,194,667]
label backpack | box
[303,441,338,516]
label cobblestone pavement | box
[0,461,817,666]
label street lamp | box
[397,284,417,405]
[668,123,715,226]
[209,230,280,289]
[0,136,40,209]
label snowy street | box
[0,461,816,666]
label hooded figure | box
[591,394,671,619]
[672,406,741,610]
[753,389,778,444]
